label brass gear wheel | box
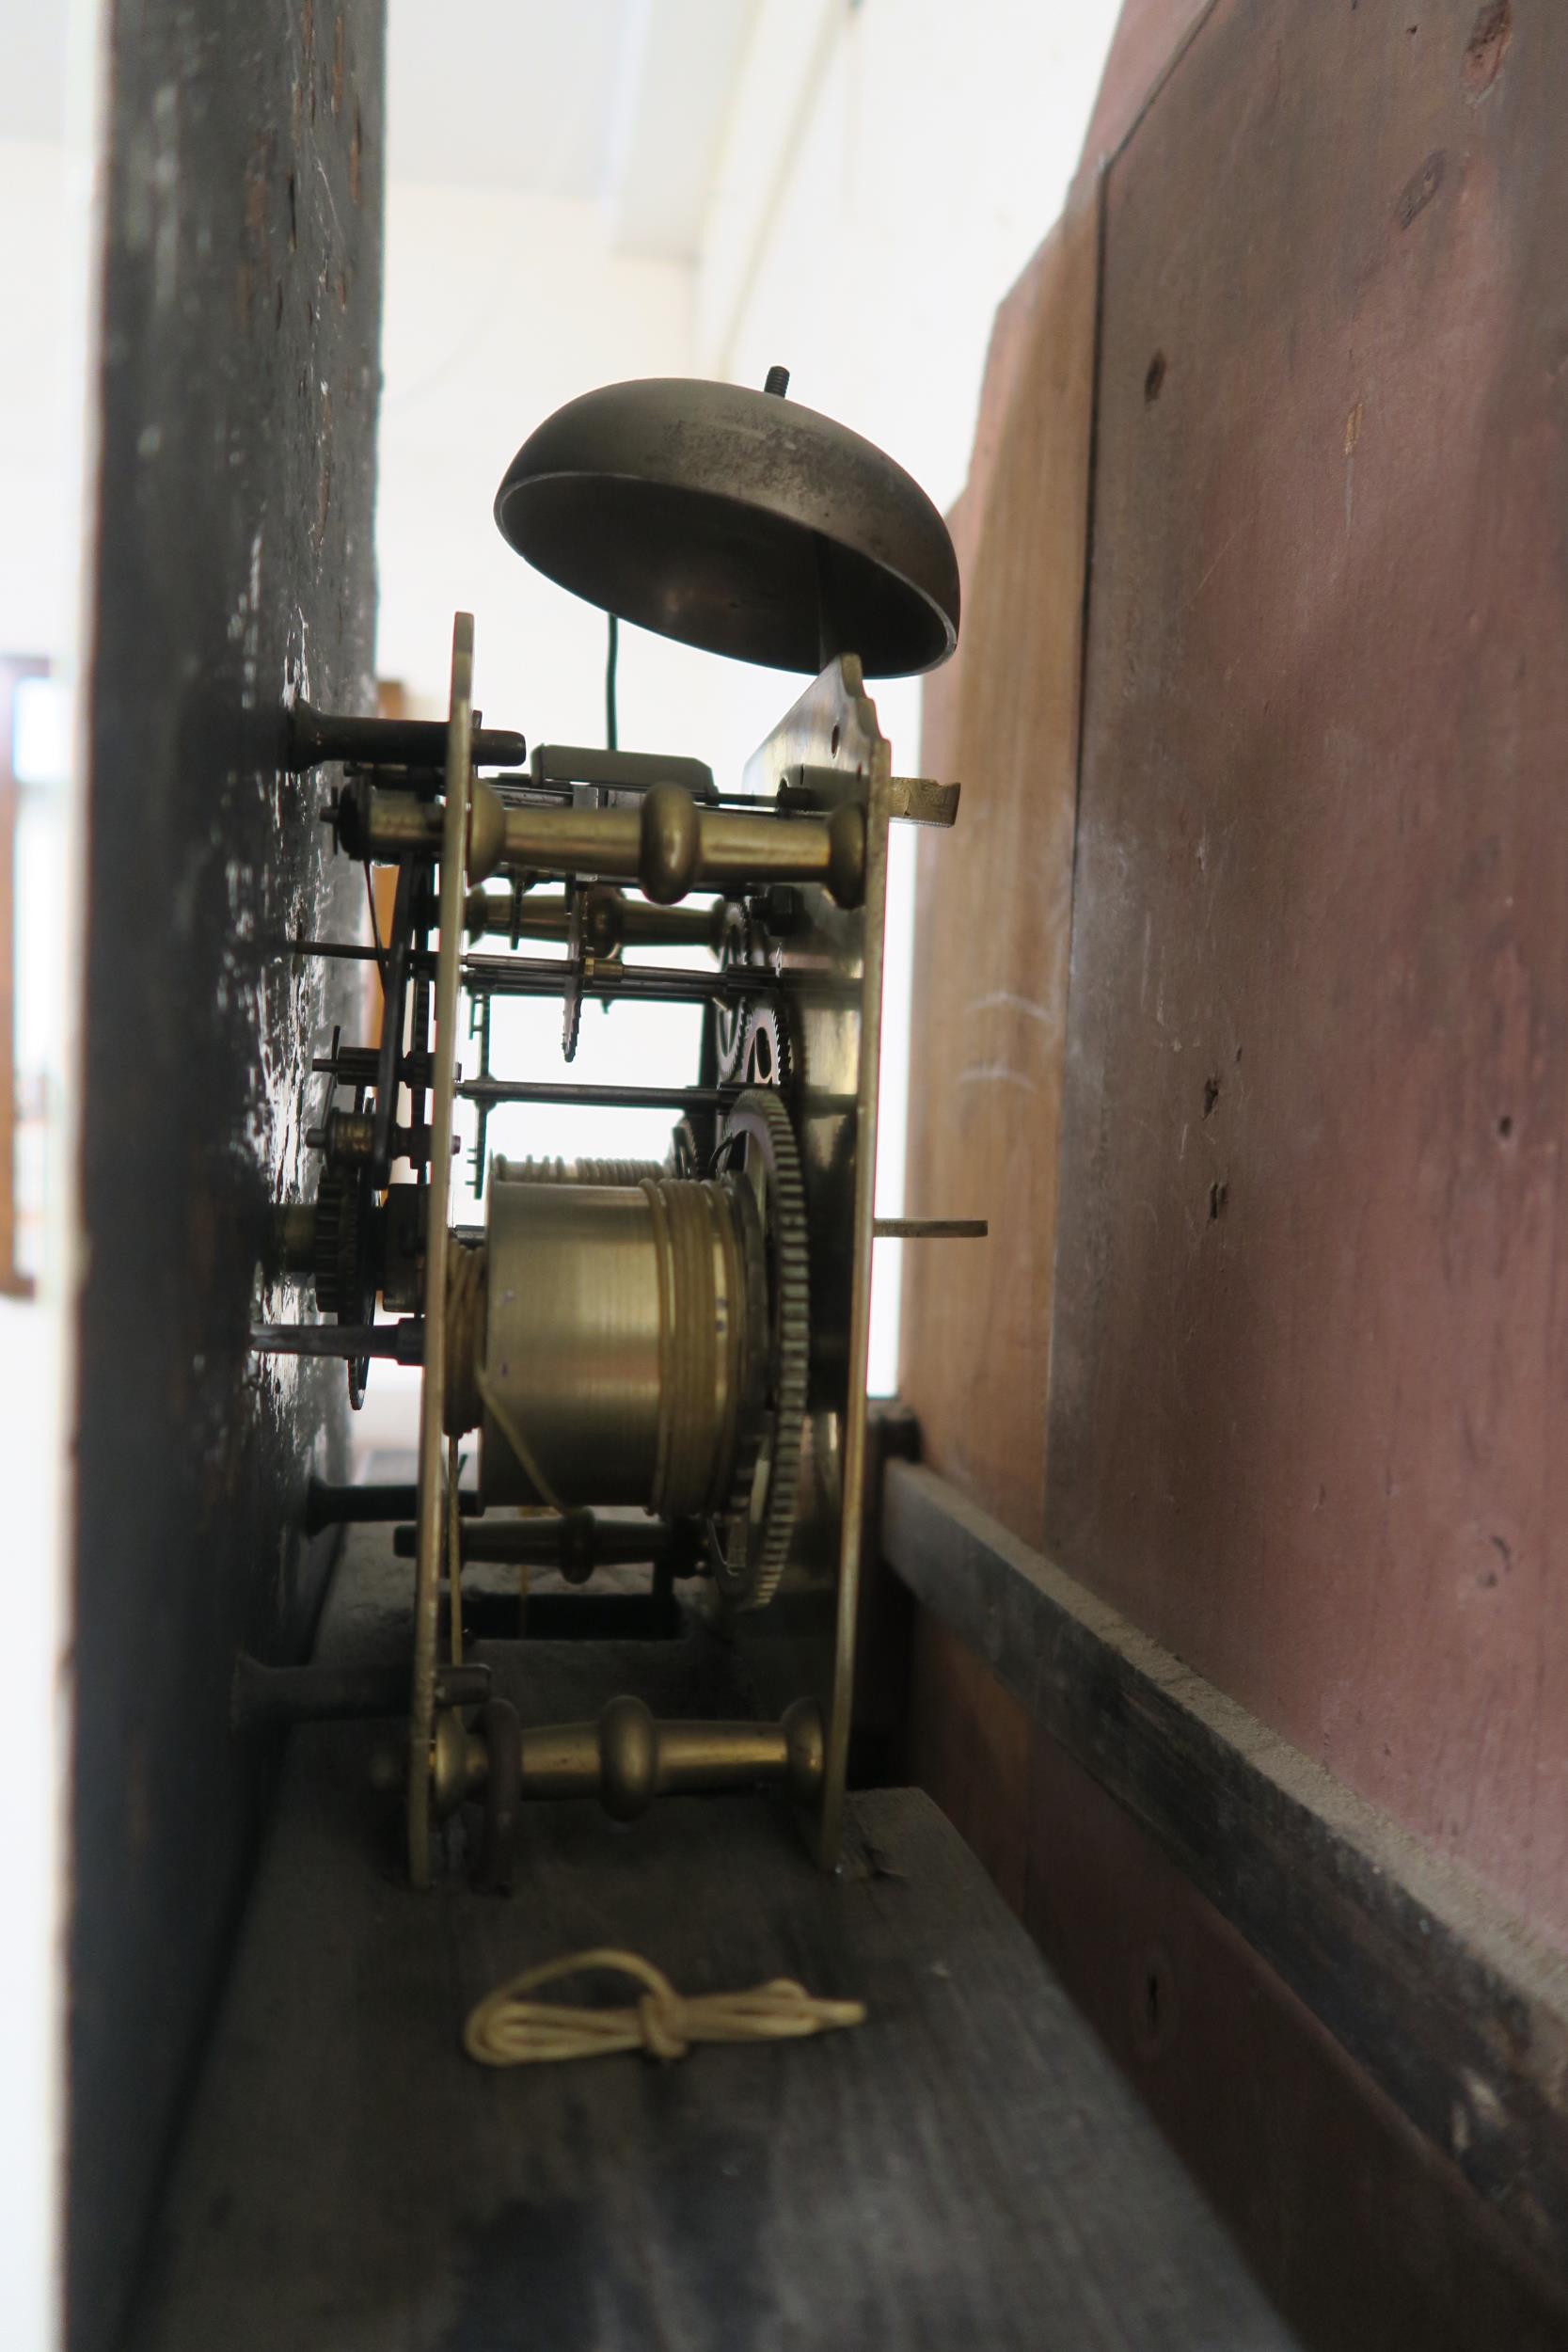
[706,1089,809,1611]
[313,1165,376,1408]
[713,901,756,1084]
[738,999,791,1089]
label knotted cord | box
[464,1947,866,2069]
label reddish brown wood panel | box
[910,1622,1566,2349]
[897,198,1098,1546]
[1045,0,1568,1946]
[1026,1720,1568,2350]
[1075,0,1215,184]
[906,1612,1034,1914]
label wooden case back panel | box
[1046,0,1568,1944]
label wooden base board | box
[904,1603,1568,2351]
[129,1529,1294,2352]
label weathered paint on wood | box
[886,1456,1568,2295]
[906,1609,1568,2350]
[1046,0,1568,1946]
[70,6,383,2346]
[131,1533,1297,2352]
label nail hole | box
[1209,1181,1228,1221]
[1131,1944,1177,2060]
[1202,1075,1220,1119]
[830,723,840,756]
[1144,350,1166,405]
[1498,1114,1513,1138]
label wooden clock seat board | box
[131,1529,1297,2352]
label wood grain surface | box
[897,195,1098,1547]
[1046,0,1568,1947]
[131,1533,1295,2352]
[907,1610,1568,2352]
[886,1458,1568,2292]
[71,7,383,2347]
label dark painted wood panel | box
[898,197,1098,1546]
[908,1603,1034,1915]
[885,1457,1568,2289]
[1027,1727,1568,2352]
[1046,0,1568,1945]
[911,1615,1568,2351]
[133,1534,1296,2352]
[70,6,383,2346]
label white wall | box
[0,10,104,2347]
[0,144,87,666]
[376,178,693,736]
[700,0,1120,513]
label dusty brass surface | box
[367,778,864,905]
[715,655,893,1868]
[406,612,473,1891]
[489,1154,666,1186]
[493,376,959,676]
[441,1243,486,1437]
[434,1695,826,1823]
[475,788,863,905]
[273,1202,317,1274]
[430,1706,487,1820]
[356,785,443,859]
[465,885,721,953]
[477,1174,762,1518]
[707,1089,810,1612]
[887,774,961,827]
[873,1217,988,1239]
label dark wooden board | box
[130,1535,1295,2352]
[71,6,383,2346]
[885,1457,1568,2296]
[1045,0,1568,1947]
[908,1607,1568,2352]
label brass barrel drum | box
[474,1171,767,1519]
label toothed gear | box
[706,1089,810,1611]
[312,1168,362,1313]
[669,1119,704,1179]
[713,902,755,1083]
[313,1165,376,1409]
[739,999,791,1089]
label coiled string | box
[464,1948,866,2069]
